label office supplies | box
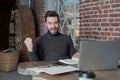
[79,40,120,71]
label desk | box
[18,61,120,80]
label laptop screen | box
[79,40,120,71]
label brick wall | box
[79,0,120,41]
[31,0,46,36]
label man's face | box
[45,17,59,35]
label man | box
[24,10,79,61]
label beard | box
[50,27,57,31]
[49,27,58,35]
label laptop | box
[79,40,120,71]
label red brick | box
[100,14,109,18]
[115,8,120,12]
[92,6,99,10]
[101,19,109,22]
[109,28,113,31]
[101,5,110,9]
[109,13,120,17]
[114,37,120,40]
[101,23,110,26]
[112,33,120,36]
[114,18,120,22]
[114,0,120,2]
[31,0,45,35]
[84,8,91,11]
[103,10,109,13]
[111,4,120,8]
[115,28,120,31]
[92,23,100,26]
[99,1,104,5]
[109,9,114,13]
[108,37,114,41]
[84,24,91,27]
[109,18,114,22]
[84,15,91,18]
[92,15,99,18]
[84,32,92,35]
[92,32,99,35]
[110,23,120,26]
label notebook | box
[79,40,120,71]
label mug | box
[79,71,96,80]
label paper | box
[38,65,78,75]
[32,76,47,80]
[26,65,53,75]
[59,58,78,65]
[26,65,78,75]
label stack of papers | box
[26,65,79,75]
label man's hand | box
[24,37,33,52]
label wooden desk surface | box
[18,61,120,80]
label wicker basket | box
[0,51,19,72]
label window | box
[57,0,80,49]
[19,0,31,7]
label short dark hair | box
[44,10,59,22]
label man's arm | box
[24,37,39,61]
[68,36,79,58]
